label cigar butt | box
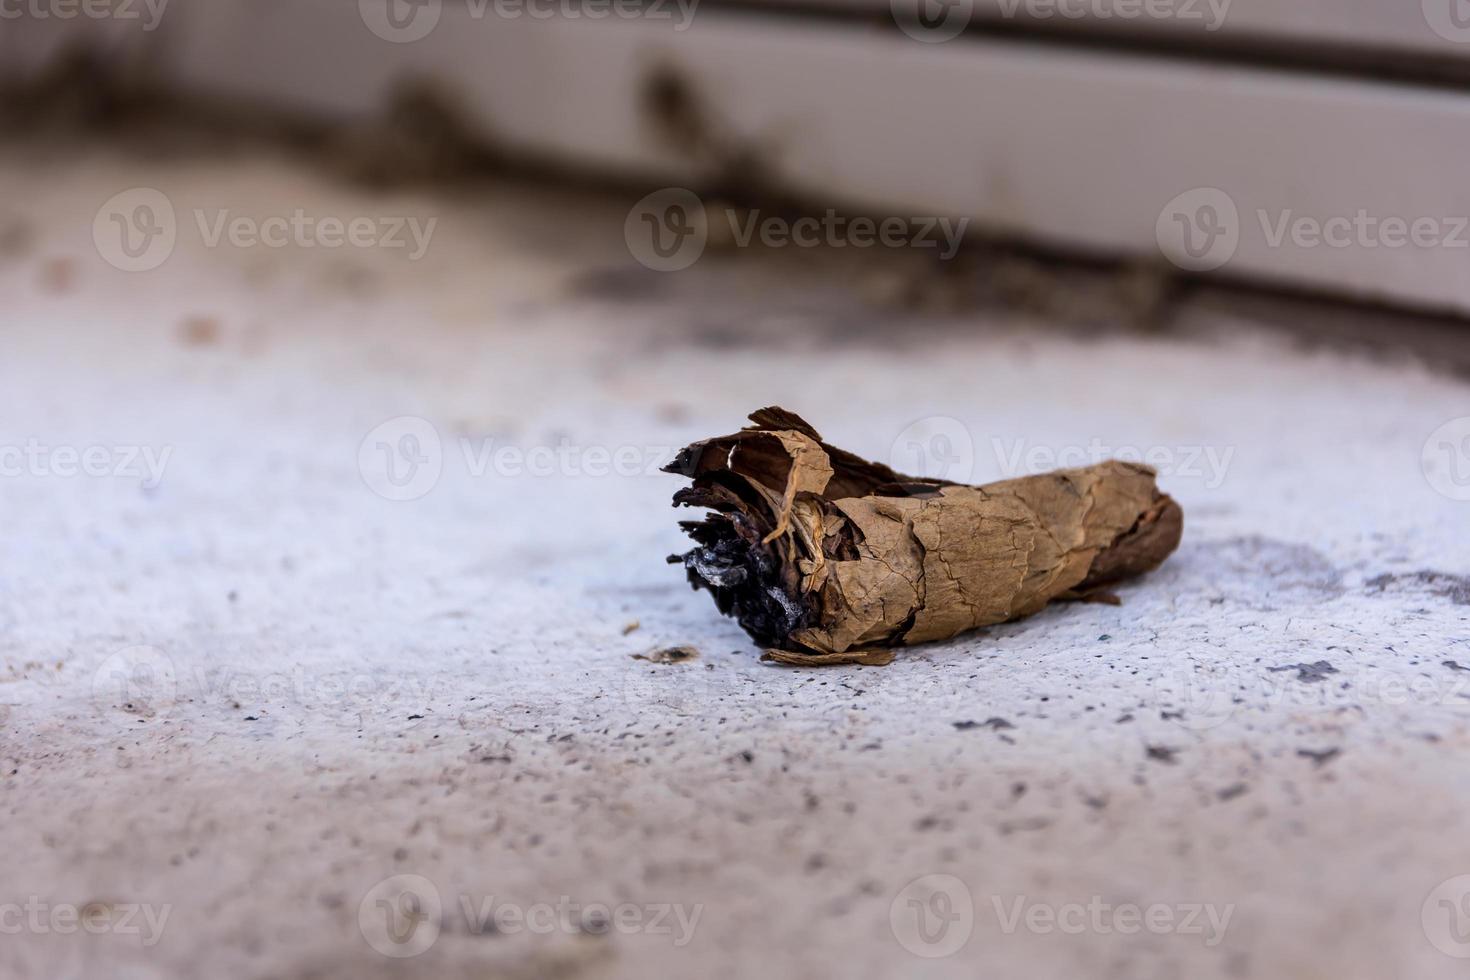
[666,407,1183,664]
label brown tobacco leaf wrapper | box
[666,408,1183,665]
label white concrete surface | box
[2,145,1470,980]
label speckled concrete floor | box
[2,144,1470,980]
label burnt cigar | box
[666,407,1183,665]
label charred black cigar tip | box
[673,526,812,647]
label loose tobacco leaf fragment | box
[666,407,1183,664]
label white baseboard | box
[13,0,1470,317]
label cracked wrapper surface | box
[666,408,1184,665]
